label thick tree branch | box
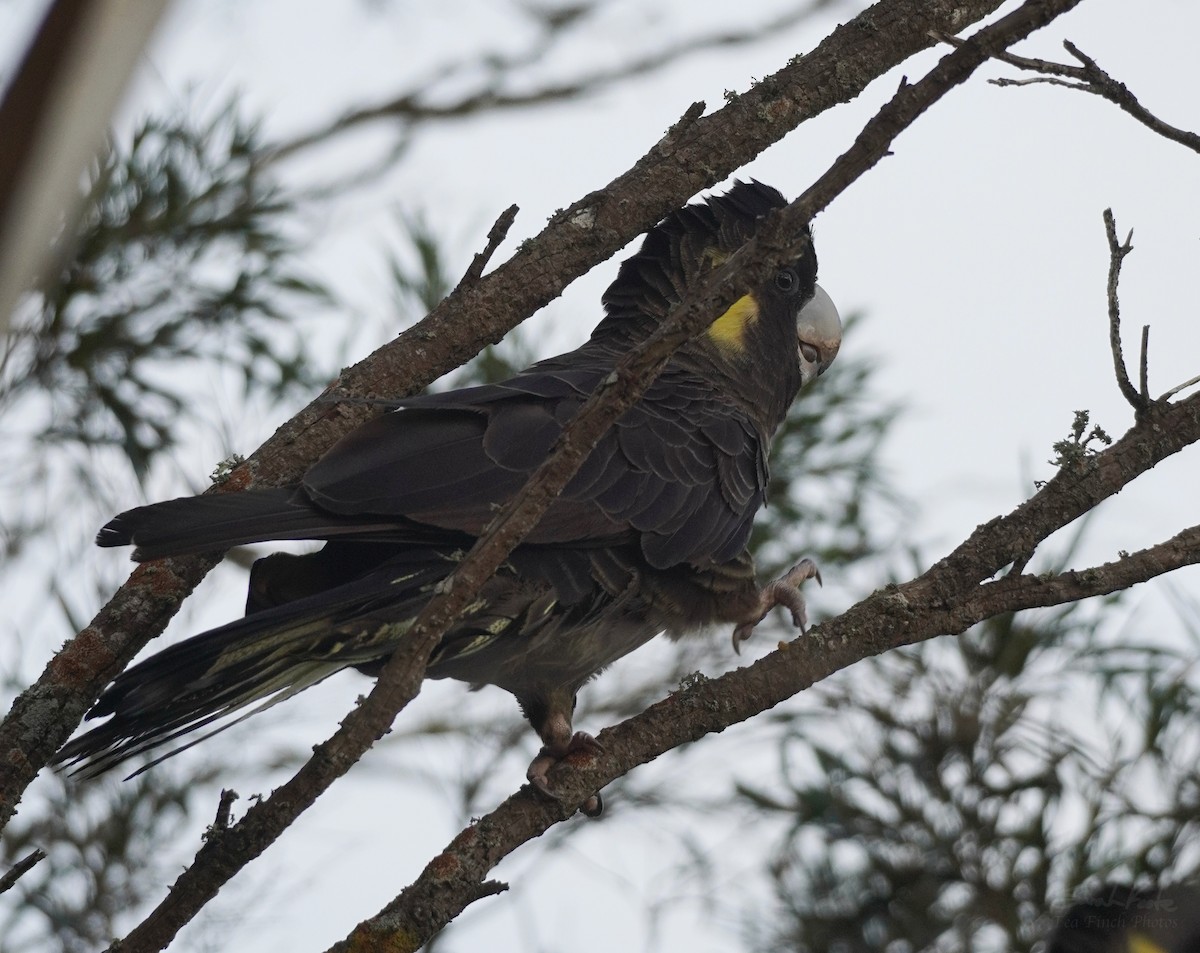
[0,0,1017,832]
[334,388,1200,953]
[98,3,1094,949]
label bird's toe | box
[525,732,606,817]
[732,557,823,652]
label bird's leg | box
[732,557,822,653]
[526,707,605,817]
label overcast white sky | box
[3,1,1200,951]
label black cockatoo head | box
[595,180,841,430]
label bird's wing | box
[302,359,768,569]
[101,352,769,568]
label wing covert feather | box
[299,363,769,567]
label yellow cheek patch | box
[707,293,758,349]
[1128,935,1168,953]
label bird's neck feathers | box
[588,285,802,439]
[693,290,805,434]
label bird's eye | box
[774,268,799,295]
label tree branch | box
[262,0,846,168]
[454,204,519,290]
[966,37,1200,155]
[1160,372,1200,403]
[0,0,1017,833]
[1102,208,1146,412]
[95,2,1096,949]
[332,388,1200,953]
[0,847,45,896]
[1139,323,1151,405]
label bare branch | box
[0,847,45,896]
[1161,372,1200,402]
[263,0,845,168]
[204,789,238,840]
[332,389,1200,953]
[1103,208,1146,412]
[1140,324,1151,405]
[454,204,519,290]
[0,0,1018,834]
[954,35,1200,155]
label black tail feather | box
[53,555,448,778]
[97,487,411,561]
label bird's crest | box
[596,180,804,347]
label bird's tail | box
[97,487,410,561]
[52,555,447,778]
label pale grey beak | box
[797,283,842,387]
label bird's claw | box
[526,731,605,817]
[732,558,822,653]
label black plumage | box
[54,181,843,805]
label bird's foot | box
[732,558,822,653]
[527,731,605,817]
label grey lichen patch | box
[677,671,708,693]
[210,454,246,485]
[882,590,910,611]
[1039,410,1112,485]
[569,206,597,230]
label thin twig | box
[935,33,1200,156]
[0,848,46,896]
[1160,373,1200,402]
[1139,324,1150,405]
[1103,208,1145,411]
[207,789,238,838]
[263,0,844,167]
[456,205,519,289]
